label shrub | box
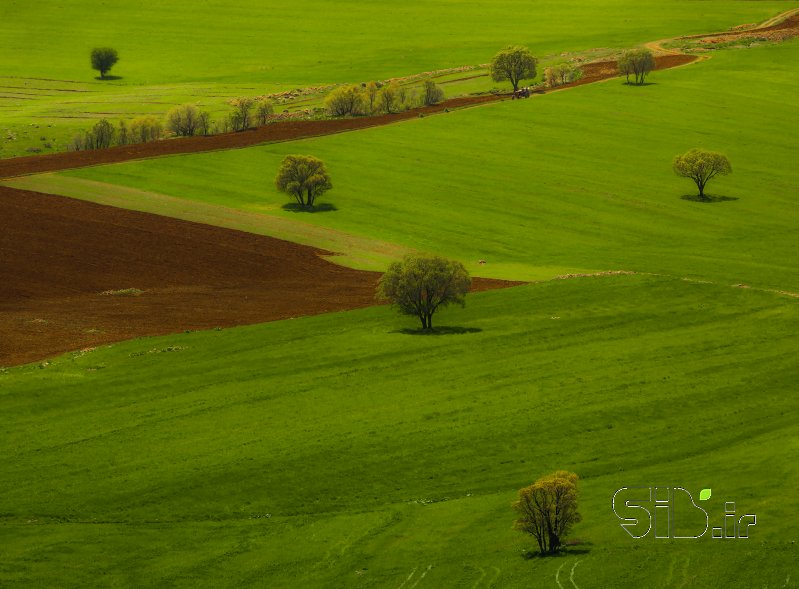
[129,117,163,143]
[325,85,368,117]
[167,104,201,137]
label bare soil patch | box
[0,186,517,366]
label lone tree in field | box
[490,46,538,92]
[90,47,119,79]
[618,48,655,85]
[275,155,332,209]
[673,148,732,200]
[513,471,582,555]
[377,255,471,330]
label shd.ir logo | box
[612,487,756,539]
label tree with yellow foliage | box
[513,471,581,555]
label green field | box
[15,40,799,290]
[2,275,798,587]
[3,2,799,587]
[1,0,796,157]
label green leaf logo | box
[699,488,712,501]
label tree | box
[365,81,380,113]
[130,117,162,143]
[325,85,367,117]
[379,82,400,113]
[197,111,212,136]
[422,79,445,106]
[117,120,129,145]
[71,118,116,150]
[513,471,582,555]
[673,148,732,200]
[275,155,333,209]
[230,97,254,131]
[377,255,471,330]
[87,119,115,149]
[90,47,119,79]
[618,49,655,85]
[166,104,200,137]
[490,46,538,92]
[545,63,583,88]
[255,100,274,126]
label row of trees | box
[325,79,445,117]
[68,97,277,151]
[69,117,163,151]
[490,44,659,91]
[490,46,584,91]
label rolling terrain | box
[10,41,797,289]
[1,3,798,588]
[1,0,796,157]
[1,276,798,587]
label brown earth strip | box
[0,186,519,366]
[0,56,695,179]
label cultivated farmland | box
[1,2,798,588]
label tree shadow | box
[281,202,338,213]
[392,326,483,336]
[521,541,593,560]
[623,81,657,87]
[680,193,738,203]
[95,75,124,81]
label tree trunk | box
[548,532,561,554]
[427,312,433,330]
[419,314,428,329]
[698,182,706,200]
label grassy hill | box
[2,275,798,587]
[1,1,796,157]
[1,1,792,83]
[3,4,798,587]
[17,40,799,290]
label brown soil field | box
[0,48,707,366]
[0,55,696,179]
[0,186,518,366]
[693,11,799,39]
